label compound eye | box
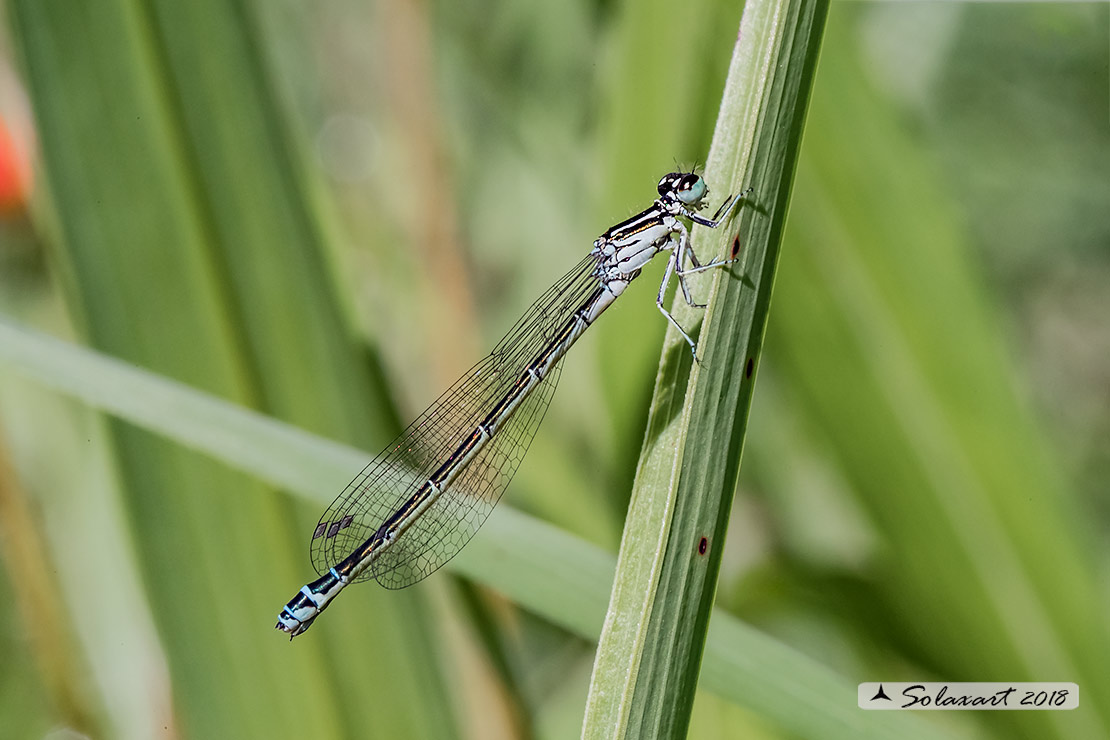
[657,173,681,197]
[676,174,707,205]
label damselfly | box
[277,172,748,637]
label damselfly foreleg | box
[658,187,751,361]
[688,186,751,228]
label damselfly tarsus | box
[276,172,748,638]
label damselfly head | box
[658,172,708,210]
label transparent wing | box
[371,361,562,588]
[310,253,602,584]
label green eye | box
[677,175,706,205]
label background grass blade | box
[7,1,453,737]
[582,0,828,737]
[759,6,1110,739]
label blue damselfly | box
[276,172,747,637]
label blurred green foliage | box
[0,1,1106,739]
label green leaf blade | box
[581,0,832,737]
